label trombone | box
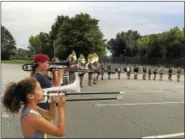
[22,50,85,72]
[40,73,124,103]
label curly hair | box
[1,77,37,114]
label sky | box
[2,1,184,55]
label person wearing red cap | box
[31,54,64,138]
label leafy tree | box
[28,35,41,56]
[14,48,29,59]
[55,13,106,59]
[1,25,17,60]
[107,30,141,57]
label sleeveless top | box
[21,108,45,138]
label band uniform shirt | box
[134,67,138,72]
[153,68,157,74]
[107,66,111,74]
[159,68,164,74]
[177,68,181,75]
[169,68,173,74]
[33,73,53,110]
[143,67,147,73]
[148,68,152,74]
[127,66,131,72]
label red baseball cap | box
[33,54,49,63]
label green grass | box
[1,59,31,64]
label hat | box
[33,54,49,63]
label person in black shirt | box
[133,65,138,80]
[107,65,111,80]
[143,66,147,80]
[88,63,93,86]
[168,66,173,81]
[95,62,101,81]
[176,67,181,82]
[153,67,157,80]
[148,66,152,80]
[68,57,76,83]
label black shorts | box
[79,73,85,77]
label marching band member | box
[95,62,101,82]
[133,65,137,80]
[142,65,147,80]
[78,54,86,87]
[153,66,157,80]
[168,66,173,81]
[107,65,111,80]
[93,71,97,85]
[92,62,97,84]
[68,57,76,83]
[159,66,164,81]
[117,66,121,79]
[88,63,93,86]
[148,66,152,80]
[176,67,181,82]
[126,65,131,79]
[100,64,105,80]
[2,77,66,138]
[31,54,64,138]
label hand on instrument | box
[58,96,66,107]
[50,95,57,103]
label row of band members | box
[59,64,183,85]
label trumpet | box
[40,73,124,103]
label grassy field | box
[1,59,31,64]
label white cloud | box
[2,2,184,49]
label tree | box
[55,13,106,59]
[1,25,17,60]
[28,35,41,56]
[49,15,70,58]
[28,32,53,58]
[39,32,53,58]
[107,30,141,57]
[14,48,29,59]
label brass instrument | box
[68,50,77,62]
[78,54,86,67]
[22,50,79,72]
[39,73,124,102]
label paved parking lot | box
[1,67,184,138]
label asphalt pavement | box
[1,72,184,138]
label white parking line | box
[176,86,184,88]
[142,132,184,138]
[96,101,184,107]
[124,91,165,93]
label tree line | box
[107,27,185,65]
[1,13,184,66]
[28,13,106,60]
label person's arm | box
[36,101,56,121]
[25,107,65,137]
[28,97,66,137]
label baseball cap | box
[33,54,49,64]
